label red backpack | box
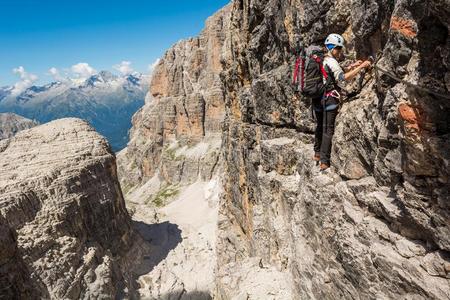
[292,45,332,99]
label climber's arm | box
[344,60,363,72]
[344,60,372,81]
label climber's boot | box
[319,162,330,171]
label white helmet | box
[324,33,345,49]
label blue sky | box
[0,0,230,87]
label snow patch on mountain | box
[0,71,149,151]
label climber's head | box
[325,33,345,58]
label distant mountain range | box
[0,71,149,151]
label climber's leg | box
[320,108,338,170]
[313,109,323,163]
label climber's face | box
[331,46,343,59]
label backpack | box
[292,45,332,99]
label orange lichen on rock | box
[398,103,420,130]
[390,16,417,38]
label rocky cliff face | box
[114,0,450,298]
[1,2,448,298]
[118,6,230,193]
[116,5,231,299]
[215,0,450,299]
[0,113,38,140]
[0,118,142,299]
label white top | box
[323,54,345,88]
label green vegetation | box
[163,144,185,161]
[146,184,180,207]
[121,183,134,196]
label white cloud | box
[148,58,161,73]
[48,67,59,77]
[48,67,66,82]
[113,61,134,75]
[11,66,38,96]
[70,63,96,79]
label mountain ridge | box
[0,112,38,140]
[0,71,149,151]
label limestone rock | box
[116,5,232,299]
[32,0,446,298]
[0,217,35,299]
[216,0,450,299]
[0,113,38,140]
[0,118,139,299]
[117,5,231,193]
[133,179,222,300]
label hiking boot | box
[319,162,330,171]
[313,153,320,161]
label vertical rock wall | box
[216,0,450,299]
[117,5,231,195]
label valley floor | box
[126,178,221,299]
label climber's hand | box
[353,60,363,68]
[360,60,372,69]
[347,60,362,70]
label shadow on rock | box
[132,220,183,276]
[157,290,212,300]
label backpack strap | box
[312,55,329,80]
[323,63,338,92]
[300,57,305,90]
[292,57,301,85]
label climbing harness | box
[321,89,340,134]
[324,89,341,100]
